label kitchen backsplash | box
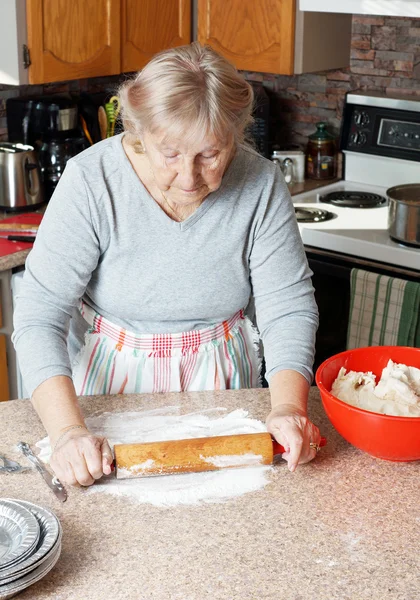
[0,15,419,148]
[250,14,420,148]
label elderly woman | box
[13,42,320,488]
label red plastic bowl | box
[315,346,420,462]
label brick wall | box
[0,15,419,147]
[246,15,420,149]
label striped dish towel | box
[347,268,420,349]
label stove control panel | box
[341,100,420,162]
[378,119,420,152]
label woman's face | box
[142,129,235,206]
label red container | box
[315,346,420,462]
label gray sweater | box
[12,134,318,397]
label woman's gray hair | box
[118,42,254,149]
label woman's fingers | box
[296,421,318,465]
[101,439,114,475]
[267,411,322,471]
[50,433,112,486]
[50,454,76,486]
[83,437,106,481]
[284,433,303,472]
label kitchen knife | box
[0,235,36,243]
[17,442,67,503]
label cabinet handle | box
[22,45,31,69]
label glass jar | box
[306,122,337,180]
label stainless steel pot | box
[0,143,45,211]
[387,184,420,247]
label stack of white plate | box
[0,499,62,599]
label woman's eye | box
[201,154,217,160]
[164,155,178,160]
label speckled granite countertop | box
[1,387,419,600]
[289,177,341,197]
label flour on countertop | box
[202,453,264,467]
[36,407,273,507]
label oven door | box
[306,246,420,371]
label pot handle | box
[25,159,39,197]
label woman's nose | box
[178,160,198,189]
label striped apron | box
[72,303,262,396]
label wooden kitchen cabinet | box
[0,270,20,401]
[0,0,350,84]
[0,335,10,402]
[0,0,191,85]
[26,0,121,84]
[0,0,121,85]
[0,277,10,401]
[121,0,191,72]
[198,0,352,75]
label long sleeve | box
[249,168,319,384]
[12,136,318,397]
[12,160,101,397]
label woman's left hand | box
[266,404,321,472]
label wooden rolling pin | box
[114,433,327,479]
[0,223,39,231]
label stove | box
[294,207,336,223]
[293,90,420,271]
[319,191,386,208]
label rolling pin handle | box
[271,436,327,456]
[271,438,286,456]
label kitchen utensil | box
[0,223,39,231]
[0,236,35,243]
[0,144,44,212]
[316,346,420,462]
[0,501,39,569]
[0,214,42,257]
[387,184,420,247]
[98,106,108,140]
[77,93,103,144]
[17,443,67,503]
[104,96,120,138]
[0,455,28,473]
[0,500,61,586]
[80,115,93,146]
[114,432,327,479]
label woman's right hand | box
[50,428,114,487]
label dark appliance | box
[294,91,420,370]
[6,95,88,201]
[0,143,44,212]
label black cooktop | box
[320,191,387,208]
[294,207,337,223]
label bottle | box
[306,122,337,180]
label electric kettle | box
[0,143,45,211]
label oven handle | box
[306,245,420,281]
[307,257,351,279]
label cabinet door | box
[198,0,295,75]
[0,335,9,401]
[26,0,121,84]
[121,0,191,73]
